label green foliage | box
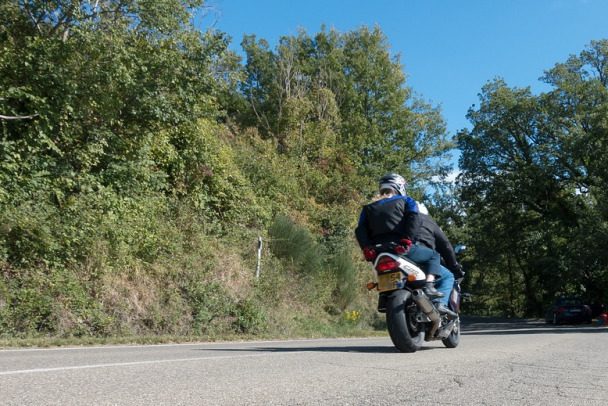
[268,214,324,276]
[239,25,453,201]
[0,0,240,205]
[0,2,457,340]
[327,250,359,309]
[0,261,113,338]
[179,279,233,335]
[267,214,361,312]
[231,298,267,334]
[458,40,608,317]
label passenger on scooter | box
[354,173,444,299]
[415,202,464,319]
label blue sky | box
[207,0,607,168]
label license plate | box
[569,308,581,313]
[377,271,402,292]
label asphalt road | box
[1,317,607,406]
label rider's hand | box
[451,263,465,280]
[399,238,412,251]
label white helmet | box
[417,201,429,215]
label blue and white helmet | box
[378,173,407,196]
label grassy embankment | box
[0,203,388,348]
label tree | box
[458,40,608,316]
[239,25,453,203]
[0,0,241,204]
[0,0,259,271]
[0,1,269,337]
[539,39,608,304]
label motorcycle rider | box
[415,202,464,319]
[355,173,444,299]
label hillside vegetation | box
[0,1,452,340]
[1,1,607,341]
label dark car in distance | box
[545,297,592,325]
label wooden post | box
[255,235,262,278]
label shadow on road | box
[198,344,402,354]
[460,316,608,335]
[195,318,608,355]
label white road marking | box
[0,351,300,376]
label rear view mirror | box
[455,245,466,254]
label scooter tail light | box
[376,256,399,272]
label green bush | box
[231,298,267,334]
[327,250,358,309]
[268,214,324,276]
[267,213,361,312]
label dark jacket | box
[417,213,459,272]
[355,195,420,248]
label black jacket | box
[355,195,420,248]
[417,213,459,272]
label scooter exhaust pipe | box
[411,289,440,340]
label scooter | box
[365,242,467,352]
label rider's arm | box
[434,224,459,271]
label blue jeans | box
[434,265,455,306]
[405,244,441,277]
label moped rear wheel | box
[386,289,424,353]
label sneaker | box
[423,282,445,299]
[435,302,458,320]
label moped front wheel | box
[442,318,460,348]
[386,289,424,353]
